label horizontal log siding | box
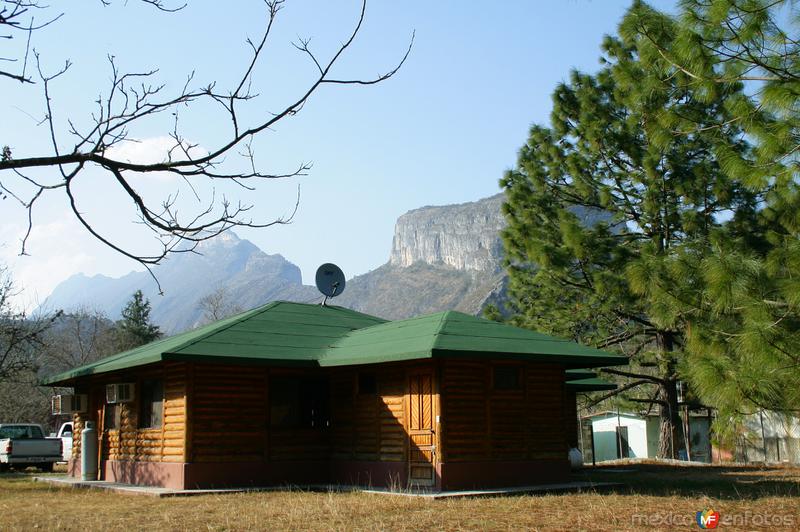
[102,362,187,463]
[330,367,407,462]
[525,363,566,460]
[379,368,406,462]
[190,364,268,463]
[440,361,489,461]
[563,389,579,449]
[441,360,566,462]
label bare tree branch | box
[0,0,412,290]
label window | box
[0,426,44,439]
[493,365,522,391]
[269,377,329,428]
[358,373,377,395]
[104,403,121,430]
[139,379,164,429]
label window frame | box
[138,379,164,429]
[104,402,121,431]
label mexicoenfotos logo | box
[696,508,720,529]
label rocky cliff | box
[390,194,505,272]
[42,194,516,331]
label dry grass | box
[0,464,798,531]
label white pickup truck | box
[0,423,62,472]
[51,422,74,462]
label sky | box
[0,0,676,310]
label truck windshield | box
[0,426,44,439]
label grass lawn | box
[0,463,798,531]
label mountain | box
[42,193,610,332]
[42,194,525,331]
[389,194,505,272]
[333,194,507,319]
[42,233,317,333]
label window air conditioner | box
[51,394,88,415]
[106,383,135,404]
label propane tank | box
[81,421,98,481]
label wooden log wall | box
[190,364,268,463]
[441,360,566,462]
[69,363,188,465]
[102,362,188,463]
[190,365,332,463]
[75,363,412,466]
[330,367,407,463]
[71,415,85,463]
[563,389,579,449]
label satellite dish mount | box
[315,263,346,306]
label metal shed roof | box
[43,301,626,385]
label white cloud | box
[0,215,136,312]
[104,136,208,181]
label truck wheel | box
[0,463,8,473]
[39,462,54,473]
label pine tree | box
[619,0,800,431]
[500,14,758,457]
[117,290,162,350]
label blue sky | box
[0,0,676,308]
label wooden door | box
[407,370,436,487]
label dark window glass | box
[0,426,43,439]
[493,365,522,390]
[270,377,329,428]
[270,377,301,427]
[139,379,164,429]
[358,373,377,395]
[104,403,121,430]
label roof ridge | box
[318,303,388,323]
[430,310,451,350]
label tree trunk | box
[656,331,683,459]
[657,378,683,459]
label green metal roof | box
[42,302,385,384]
[565,369,597,380]
[323,311,625,368]
[43,301,626,385]
[565,377,618,392]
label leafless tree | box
[198,286,243,325]
[0,264,56,382]
[39,307,118,372]
[0,305,118,427]
[0,0,413,291]
[0,376,55,426]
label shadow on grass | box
[574,463,800,500]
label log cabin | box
[44,301,625,491]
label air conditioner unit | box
[106,383,135,404]
[51,394,88,415]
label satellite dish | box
[315,263,346,303]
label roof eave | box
[41,352,166,386]
[430,348,627,367]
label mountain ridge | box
[42,194,511,332]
